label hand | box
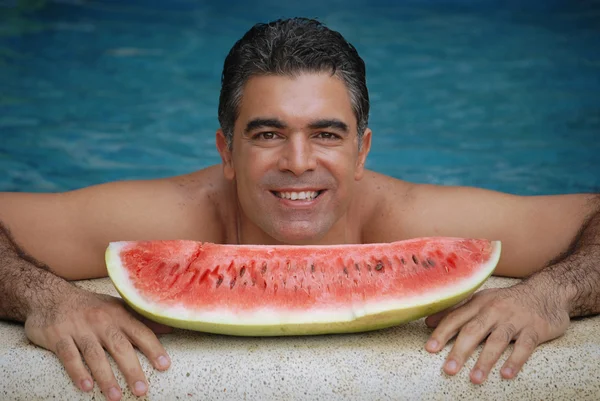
[23,286,172,400]
[424,283,570,384]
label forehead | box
[235,73,356,129]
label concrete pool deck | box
[1,276,599,400]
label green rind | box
[106,240,501,336]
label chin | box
[269,223,328,245]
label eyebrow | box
[308,119,349,133]
[244,118,287,134]
[244,118,349,134]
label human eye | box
[315,131,341,140]
[253,131,279,140]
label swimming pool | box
[1,0,599,195]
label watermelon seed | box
[412,255,419,265]
[230,278,236,289]
[244,281,248,286]
[355,263,360,271]
[375,261,384,271]
[343,267,349,277]
[216,275,224,288]
[186,271,200,290]
[240,267,246,277]
[367,264,372,272]
[401,257,406,265]
[156,261,166,273]
[287,261,291,271]
[261,262,268,275]
[170,263,180,277]
[198,269,210,284]
[427,258,436,267]
[311,264,315,273]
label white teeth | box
[276,191,319,200]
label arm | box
[526,203,600,317]
[364,175,598,384]
[0,220,73,323]
[426,197,599,382]
[396,184,599,384]
[0,177,218,280]
[0,174,221,399]
[368,178,594,278]
[0,219,171,400]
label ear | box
[216,129,235,180]
[354,128,372,181]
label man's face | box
[217,72,372,244]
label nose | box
[277,134,317,176]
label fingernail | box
[446,360,457,372]
[134,381,147,394]
[472,369,483,382]
[158,355,170,368]
[108,387,120,401]
[502,367,514,378]
[81,379,93,391]
[426,340,438,351]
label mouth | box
[270,190,325,201]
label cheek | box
[234,157,269,204]
[327,154,358,186]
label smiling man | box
[1,17,599,401]
[220,72,368,246]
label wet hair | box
[218,17,370,148]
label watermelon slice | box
[106,237,500,336]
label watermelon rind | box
[106,240,501,336]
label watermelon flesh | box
[106,237,501,336]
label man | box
[0,17,598,401]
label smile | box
[271,190,323,201]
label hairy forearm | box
[0,221,73,322]
[526,196,600,317]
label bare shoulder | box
[357,170,417,243]
[162,165,235,242]
[0,164,230,280]
[360,173,597,277]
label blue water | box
[1,0,599,195]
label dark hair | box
[218,17,369,148]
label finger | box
[425,309,451,329]
[76,334,122,401]
[122,315,171,371]
[139,317,174,335]
[54,337,94,392]
[470,323,517,384]
[443,312,494,376]
[501,329,539,380]
[425,297,473,328]
[425,301,481,353]
[102,324,148,397]
[124,305,173,334]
